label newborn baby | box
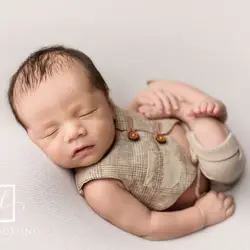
[7,46,245,240]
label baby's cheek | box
[89,118,107,134]
[96,121,115,143]
[45,142,65,165]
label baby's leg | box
[175,102,245,191]
[186,115,229,149]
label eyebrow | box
[69,102,94,115]
[70,103,83,114]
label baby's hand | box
[135,89,183,120]
[186,98,227,122]
[194,191,235,227]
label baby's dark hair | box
[7,45,109,129]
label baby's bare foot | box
[170,99,194,123]
[186,99,226,121]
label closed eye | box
[79,108,97,117]
[44,129,58,138]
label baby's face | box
[17,64,115,168]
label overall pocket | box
[144,137,185,189]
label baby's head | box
[8,46,116,169]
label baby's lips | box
[71,145,86,158]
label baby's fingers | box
[166,92,179,110]
[155,90,172,115]
[138,105,162,119]
[223,195,234,208]
[226,205,235,218]
[138,105,152,114]
[148,92,164,112]
[136,95,154,108]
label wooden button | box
[156,134,167,144]
[128,131,140,141]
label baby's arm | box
[83,179,234,241]
[83,179,204,240]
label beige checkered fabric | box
[75,105,197,211]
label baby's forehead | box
[13,57,85,100]
[15,54,77,86]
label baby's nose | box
[64,123,87,143]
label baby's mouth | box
[72,145,94,158]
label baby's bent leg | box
[175,102,245,190]
[187,116,229,149]
[175,101,229,149]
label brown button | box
[156,134,167,144]
[128,131,140,141]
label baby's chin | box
[58,153,103,169]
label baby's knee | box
[187,131,245,184]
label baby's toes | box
[200,101,208,113]
[213,103,221,115]
[207,103,215,114]
[193,105,201,115]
